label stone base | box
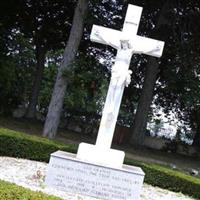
[77,142,125,168]
[45,151,145,200]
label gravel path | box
[0,157,195,200]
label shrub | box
[125,159,200,199]
[0,128,77,162]
[0,180,61,200]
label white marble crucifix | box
[77,4,165,168]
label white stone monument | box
[45,4,165,200]
[77,4,164,168]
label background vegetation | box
[0,0,200,148]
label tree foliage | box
[0,0,200,145]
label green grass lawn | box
[0,180,61,200]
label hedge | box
[0,180,61,200]
[0,127,200,199]
[125,159,200,199]
[0,128,77,162]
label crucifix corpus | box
[77,4,165,168]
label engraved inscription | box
[46,157,144,200]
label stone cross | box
[77,4,165,168]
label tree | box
[43,0,89,138]
[22,0,74,119]
[0,0,75,119]
[130,0,173,146]
[132,0,200,146]
[0,16,35,114]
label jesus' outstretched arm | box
[90,25,121,50]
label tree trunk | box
[26,46,46,119]
[130,58,159,145]
[192,110,200,147]
[130,0,172,146]
[193,130,200,147]
[43,0,88,138]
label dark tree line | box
[0,0,200,148]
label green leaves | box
[62,54,107,113]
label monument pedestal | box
[45,151,145,200]
[77,142,125,168]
